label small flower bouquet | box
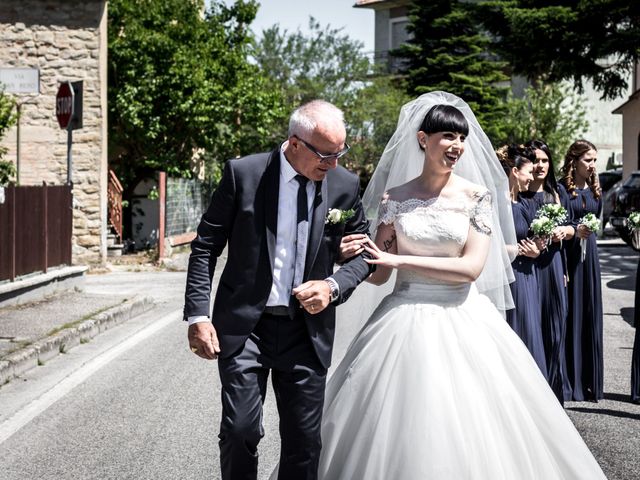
[530,216,556,238]
[326,208,355,225]
[531,204,568,246]
[628,212,640,250]
[578,212,600,262]
[537,203,568,225]
[628,212,640,231]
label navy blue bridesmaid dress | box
[520,191,570,404]
[631,247,640,403]
[507,198,548,377]
[560,183,604,401]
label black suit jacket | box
[183,149,374,368]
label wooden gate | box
[0,184,73,282]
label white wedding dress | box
[313,194,606,479]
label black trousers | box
[217,311,327,480]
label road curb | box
[0,295,155,386]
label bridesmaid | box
[522,139,575,404]
[559,139,604,402]
[497,144,547,377]
[633,253,640,404]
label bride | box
[273,92,606,479]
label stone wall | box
[0,0,108,264]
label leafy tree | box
[108,0,283,192]
[252,18,372,137]
[0,87,15,157]
[0,87,16,185]
[0,161,15,186]
[398,0,510,143]
[498,82,589,167]
[345,76,411,189]
[252,17,372,105]
[479,0,640,100]
[252,18,410,187]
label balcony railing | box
[107,169,123,243]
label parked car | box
[610,171,640,245]
[596,168,623,233]
[599,167,623,193]
[602,179,623,228]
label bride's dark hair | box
[419,105,469,136]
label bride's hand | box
[362,237,400,268]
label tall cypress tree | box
[397,0,510,143]
[479,0,640,101]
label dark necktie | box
[292,175,309,290]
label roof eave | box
[613,89,640,114]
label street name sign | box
[0,68,39,94]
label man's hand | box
[188,322,221,360]
[293,280,331,314]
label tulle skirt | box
[315,281,606,479]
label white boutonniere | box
[325,208,355,225]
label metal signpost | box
[56,80,83,185]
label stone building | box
[0,0,108,264]
[613,63,640,180]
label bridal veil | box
[361,91,516,312]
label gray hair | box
[288,100,345,138]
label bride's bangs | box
[420,105,469,136]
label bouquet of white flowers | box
[578,212,600,262]
[530,216,556,237]
[628,212,640,250]
[580,212,600,232]
[531,204,568,245]
[537,203,568,225]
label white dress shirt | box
[267,148,315,306]
[188,146,314,325]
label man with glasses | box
[184,100,374,480]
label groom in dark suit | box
[184,100,374,480]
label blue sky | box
[216,0,375,53]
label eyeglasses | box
[293,135,350,162]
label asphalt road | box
[564,242,640,480]
[0,243,638,480]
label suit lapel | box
[304,178,328,279]
[264,151,280,271]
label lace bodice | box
[377,192,492,286]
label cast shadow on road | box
[566,403,640,421]
[603,392,638,403]
[606,275,635,292]
[619,307,636,328]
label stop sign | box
[56,81,74,129]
